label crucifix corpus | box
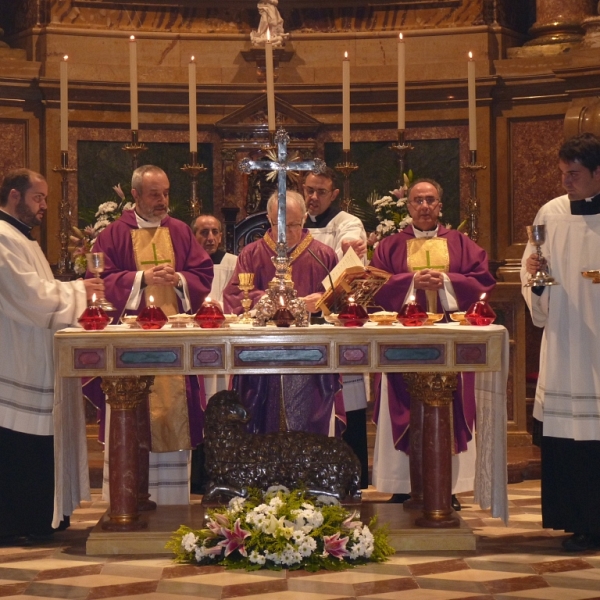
[238,127,326,325]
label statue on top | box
[251,0,289,48]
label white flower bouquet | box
[167,487,394,571]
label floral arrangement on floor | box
[69,184,134,274]
[167,487,394,572]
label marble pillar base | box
[85,502,476,555]
[582,17,600,47]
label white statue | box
[251,0,289,48]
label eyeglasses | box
[410,196,439,207]
[303,186,333,198]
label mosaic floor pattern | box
[2,481,600,600]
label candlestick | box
[335,149,358,211]
[52,151,77,277]
[265,29,276,132]
[460,150,487,243]
[122,129,147,172]
[398,34,405,130]
[60,55,69,152]
[467,51,477,151]
[342,51,350,151]
[188,56,197,153]
[180,150,207,218]
[129,35,139,130]
[389,130,414,190]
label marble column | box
[401,375,424,511]
[525,0,596,47]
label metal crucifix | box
[239,128,325,260]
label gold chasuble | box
[406,237,450,312]
[131,227,191,452]
[262,232,314,280]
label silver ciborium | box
[524,224,559,287]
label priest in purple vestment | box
[86,165,213,503]
[370,179,496,503]
[223,190,344,436]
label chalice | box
[86,252,116,311]
[524,225,559,287]
[238,272,255,323]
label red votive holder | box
[136,304,168,330]
[398,298,428,327]
[273,306,295,327]
[465,296,496,326]
[78,305,111,331]
[194,300,225,329]
[338,297,368,327]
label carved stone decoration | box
[203,390,362,503]
[250,0,289,48]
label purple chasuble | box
[371,225,496,454]
[86,209,214,448]
[223,230,345,436]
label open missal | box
[314,247,391,315]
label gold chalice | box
[86,252,116,311]
[238,272,255,323]
[524,225,559,287]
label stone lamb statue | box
[251,0,289,48]
[203,390,361,502]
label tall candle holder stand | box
[180,151,207,218]
[389,129,414,189]
[335,150,359,212]
[52,151,77,277]
[461,150,487,243]
[122,129,147,172]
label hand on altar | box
[413,268,444,290]
[525,252,545,276]
[83,277,105,301]
[341,238,367,258]
[144,264,179,287]
[301,292,323,313]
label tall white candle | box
[265,29,276,132]
[397,34,405,131]
[60,55,68,152]
[467,51,477,151]
[129,35,139,130]
[188,56,197,153]
[342,51,350,151]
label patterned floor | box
[2,481,600,600]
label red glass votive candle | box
[78,305,111,331]
[273,306,295,327]
[338,297,368,327]
[398,297,428,327]
[136,301,168,330]
[465,294,496,326]
[194,299,225,329]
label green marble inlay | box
[238,349,324,363]
[384,347,441,362]
[120,351,179,364]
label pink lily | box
[323,532,350,560]
[218,518,251,557]
[342,511,362,530]
[212,513,230,527]
[112,184,126,200]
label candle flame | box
[468,51,473,60]
[279,295,285,306]
[409,294,415,302]
[149,295,154,304]
[480,292,486,301]
[130,35,135,41]
[266,28,271,42]
[348,296,355,303]
[191,55,195,62]
[91,293,96,303]
[344,51,348,59]
[205,296,212,304]
[63,55,68,61]
[399,33,403,40]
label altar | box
[53,322,508,554]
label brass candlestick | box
[52,151,77,277]
[461,150,487,243]
[181,151,207,219]
[122,129,148,172]
[238,272,255,323]
[389,129,414,189]
[335,150,359,212]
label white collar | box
[413,224,439,239]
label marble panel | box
[511,117,564,244]
[0,121,26,173]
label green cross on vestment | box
[412,250,446,271]
[140,243,171,266]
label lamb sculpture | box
[203,390,361,502]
